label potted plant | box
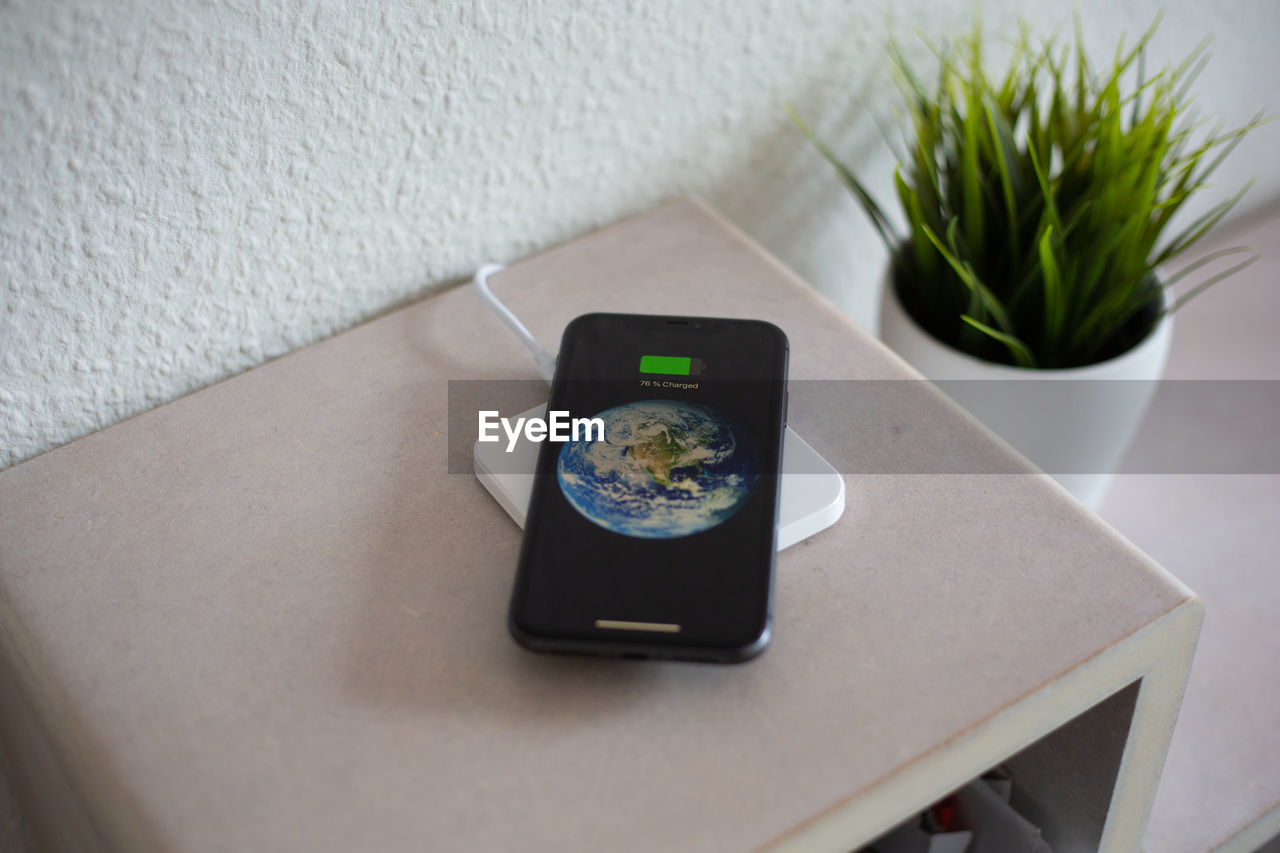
[791,16,1262,506]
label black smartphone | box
[509,313,789,663]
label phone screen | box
[510,313,789,662]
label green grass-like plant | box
[792,15,1263,368]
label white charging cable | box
[472,263,558,382]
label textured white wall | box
[2,0,1277,468]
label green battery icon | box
[640,355,703,376]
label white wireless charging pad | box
[474,404,845,550]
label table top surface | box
[0,199,1193,852]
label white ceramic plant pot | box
[878,268,1173,509]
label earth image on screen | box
[556,399,758,538]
